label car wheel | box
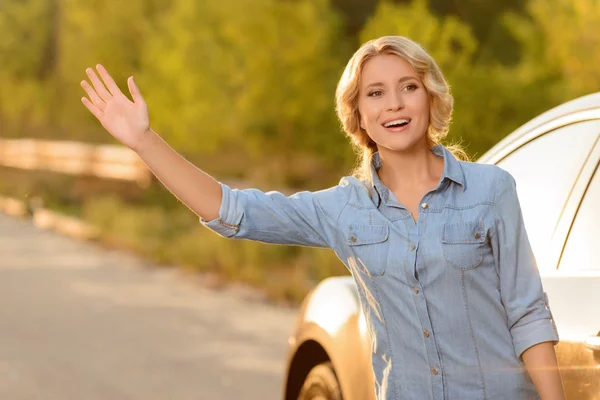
[297,361,342,400]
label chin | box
[377,136,425,154]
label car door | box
[493,118,600,400]
[546,159,600,399]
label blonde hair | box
[335,36,468,186]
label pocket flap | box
[441,221,485,244]
[347,224,389,246]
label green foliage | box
[3,0,594,169]
[0,0,55,136]
[140,0,352,185]
[0,0,51,76]
[427,0,526,65]
[361,0,477,75]
[54,0,152,140]
[507,0,600,98]
[2,0,599,301]
[82,194,347,303]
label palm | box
[81,65,150,151]
[100,95,149,147]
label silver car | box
[283,92,600,400]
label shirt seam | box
[348,202,378,210]
[311,184,352,249]
[462,270,488,400]
[333,187,352,229]
[424,202,494,213]
[370,278,399,400]
[490,171,509,239]
[511,314,555,332]
[249,227,322,243]
[443,202,494,210]
[287,198,331,245]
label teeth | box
[384,119,409,127]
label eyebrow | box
[364,76,419,91]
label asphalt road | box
[0,213,297,400]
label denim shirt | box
[201,145,559,400]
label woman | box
[80,36,565,399]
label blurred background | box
[1,1,600,399]
[1,0,599,303]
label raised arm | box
[80,65,346,248]
[80,64,227,222]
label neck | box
[377,142,444,191]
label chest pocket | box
[346,223,390,277]
[441,221,486,270]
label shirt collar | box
[431,144,466,187]
[369,144,465,205]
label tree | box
[520,0,600,98]
[141,0,351,186]
[0,0,55,137]
[55,0,154,141]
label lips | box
[382,117,411,132]
[382,116,411,127]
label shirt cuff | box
[511,317,559,358]
[199,182,240,238]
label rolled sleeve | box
[511,314,559,358]
[491,170,559,358]
[200,180,349,248]
[200,182,242,238]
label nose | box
[386,90,404,111]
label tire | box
[297,362,342,400]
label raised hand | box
[81,64,150,151]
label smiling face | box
[357,53,431,155]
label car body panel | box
[544,275,600,398]
[283,277,375,400]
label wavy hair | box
[335,36,468,187]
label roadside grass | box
[0,167,349,304]
[81,194,348,304]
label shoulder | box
[316,175,369,202]
[449,161,519,209]
[459,163,522,217]
[458,161,514,193]
[311,175,373,210]
[303,175,356,208]
[287,176,363,224]
[459,160,508,180]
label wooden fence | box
[0,138,151,186]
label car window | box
[558,165,600,271]
[496,120,600,267]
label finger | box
[127,76,144,104]
[86,67,113,102]
[96,64,122,97]
[81,80,106,110]
[81,97,104,120]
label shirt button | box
[474,232,481,239]
[413,286,419,295]
[410,243,416,251]
[420,202,428,209]
[350,236,357,243]
[432,367,439,375]
[424,329,430,338]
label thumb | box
[127,76,143,103]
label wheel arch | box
[285,339,334,400]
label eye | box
[403,84,418,91]
[368,90,383,97]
